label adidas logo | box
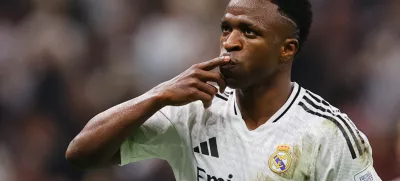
[193,137,219,158]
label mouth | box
[219,53,237,69]
[220,61,236,69]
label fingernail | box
[224,56,230,61]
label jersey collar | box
[228,82,302,131]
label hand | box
[152,56,230,108]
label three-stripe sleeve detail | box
[298,101,357,159]
[299,91,364,159]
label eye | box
[244,28,256,37]
[221,25,232,34]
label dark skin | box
[65,0,298,169]
[220,0,298,129]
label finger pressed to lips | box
[198,56,231,70]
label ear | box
[280,38,299,63]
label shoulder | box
[294,88,367,160]
[295,90,379,179]
[295,89,342,122]
[293,88,349,131]
[295,88,354,131]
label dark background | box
[0,0,399,180]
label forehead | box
[224,0,279,21]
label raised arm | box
[65,56,229,169]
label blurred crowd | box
[0,0,399,180]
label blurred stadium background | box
[0,0,399,180]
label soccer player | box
[66,0,381,180]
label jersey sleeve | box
[315,124,381,181]
[119,106,183,166]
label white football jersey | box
[120,82,381,181]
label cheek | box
[245,43,277,67]
[219,36,226,50]
[242,42,281,79]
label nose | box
[223,30,243,52]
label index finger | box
[197,56,230,71]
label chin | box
[225,78,248,89]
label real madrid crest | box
[268,144,292,173]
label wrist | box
[146,88,169,109]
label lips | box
[220,61,236,69]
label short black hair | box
[271,0,313,52]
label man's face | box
[219,0,293,89]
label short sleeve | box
[120,106,183,166]
[315,126,381,181]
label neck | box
[236,76,292,130]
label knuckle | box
[187,69,199,78]
[187,88,198,96]
[191,64,200,69]
[208,61,216,67]
[187,79,199,86]
[211,86,218,94]
[207,84,217,93]
[191,69,201,76]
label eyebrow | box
[220,18,259,28]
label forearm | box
[65,56,229,169]
[66,91,165,168]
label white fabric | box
[120,82,381,181]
